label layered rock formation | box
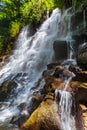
[21,63,87,130]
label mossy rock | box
[0,79,17,101]
[77,43,87,66]
[21,92,61,130]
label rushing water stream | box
[58,90,76,130]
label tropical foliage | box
[0,0,87,55]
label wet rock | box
[76,87,87,107]
[21,75,76,130]
[69,65,82,74]
[72,34,87,47]
[43,65,74,81]
[71,76,87,107]
[18,103,27,111]
[11,77,46,128]
[11,112,29,128]
[0,80,17,101]
[78,42,87,54]
[72,71,87,82]
[80,104,87,130]
[11,91,45,128]
[53,40,67,61]
[54,65,74,78]
[21,92,61,130]
[77,50,87,64]
[27,92,45,115]
[75,103,84,130]
[43,65,76,93]
[47,63,59,70]
[20,63,87,130]
[76,42,87,69]
[70,9,87,34]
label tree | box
[0,0,87,55]
[20,0,55,24]
[0,0,24,54]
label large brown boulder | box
[80,104,87,130]
[21,92,61,130]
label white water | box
[0,9,61,124]
[55,10,76,128]
[55,89,76,130]
[59,90,76,130]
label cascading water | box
[0,8,61,128]
[66,10,75,60]
[54,7,77,130]
[60,8,76,61]
[55,71,76,130]
[58,90,76,130]
[0,8,61,83]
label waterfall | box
[55,10,76,128]
[66,10,75,60]
[0,8,61,124]
[55,88,76,130]
[58,90,76,130]
[0,9,61,83]
[60,8,76,61]
[66,37,75,60]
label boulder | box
[0,79,17,101]
[21,93,61,130]
[70,71,87,106]
[72,34,87,47]
[53,40,67,61]
[11,89,45,128]
[47,63,59,70]
[76,42,87,69]
[72,71,87,82]
[80,104,87,130]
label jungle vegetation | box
[0,0,87,55]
